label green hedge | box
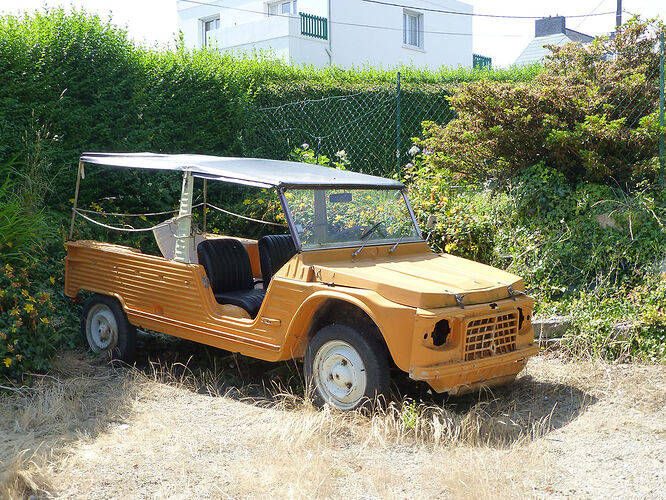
[0,8,542,212]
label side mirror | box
[426,214,438,230]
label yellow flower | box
[6,242,12,248]
[49,276,55,284]
[21,289,29,297]
[3,358,11,367]
[25,303,35,313]
[0,290,4,297]
[16,355,22,362]
[40,317,50,324]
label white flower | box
[408,145,420,155]
[335,150,347,158]
[301,143,310,149]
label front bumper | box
[409,343,539,394]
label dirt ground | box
[1,340,665,499]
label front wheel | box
[81,294,136,363]
[304,324,389,411]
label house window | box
[268,1,297,16]
[403,10,423,48]
[202,17,220,47]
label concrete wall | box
[177,0,473,69]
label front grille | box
[464,312,518,361]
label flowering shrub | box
[0,262,58,377]
[405,149,503,263]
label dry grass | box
[1,350,664,499]
[0,354,142,499]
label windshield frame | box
[277,186,424,252]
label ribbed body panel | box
[65,241,307,361]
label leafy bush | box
[552,273,666,361]
[408,156,666,292]
[416,17,664,185]
[405,156,503,263]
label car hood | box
[309,245,524,309]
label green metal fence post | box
[396,71,401,173]
[659,31,665,187]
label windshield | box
[282,188,421,250]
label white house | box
[177,0,474,69]
[514,16,594,66]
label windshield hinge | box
[455,294,465,309]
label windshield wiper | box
[359,221,383,240]
[352,221,384,258]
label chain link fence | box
[246,80,455,177]
[246,31,665,182]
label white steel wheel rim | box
[86,304,119,352]
[313,340,367,410]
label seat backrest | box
[258,235,297,286]
[197,238,254,294]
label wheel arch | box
[284,291,392,363]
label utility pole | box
[616,0,622,29]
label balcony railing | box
[300,12,327,40]
[473,54,492,70]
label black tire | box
[304,323,390,411]
[81,294,137,363]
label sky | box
[0,0,664,67]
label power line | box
[177,0,529,38]
[573,0,609,29]
[361,0,617,19]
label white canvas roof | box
[80,152,404,189]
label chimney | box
[535,16,566,37]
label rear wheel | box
[305,324,389,411]
[81,294,136,363]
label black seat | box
[258,235,297,286]
[197,238,265,318]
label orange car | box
[65,153,537,410]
